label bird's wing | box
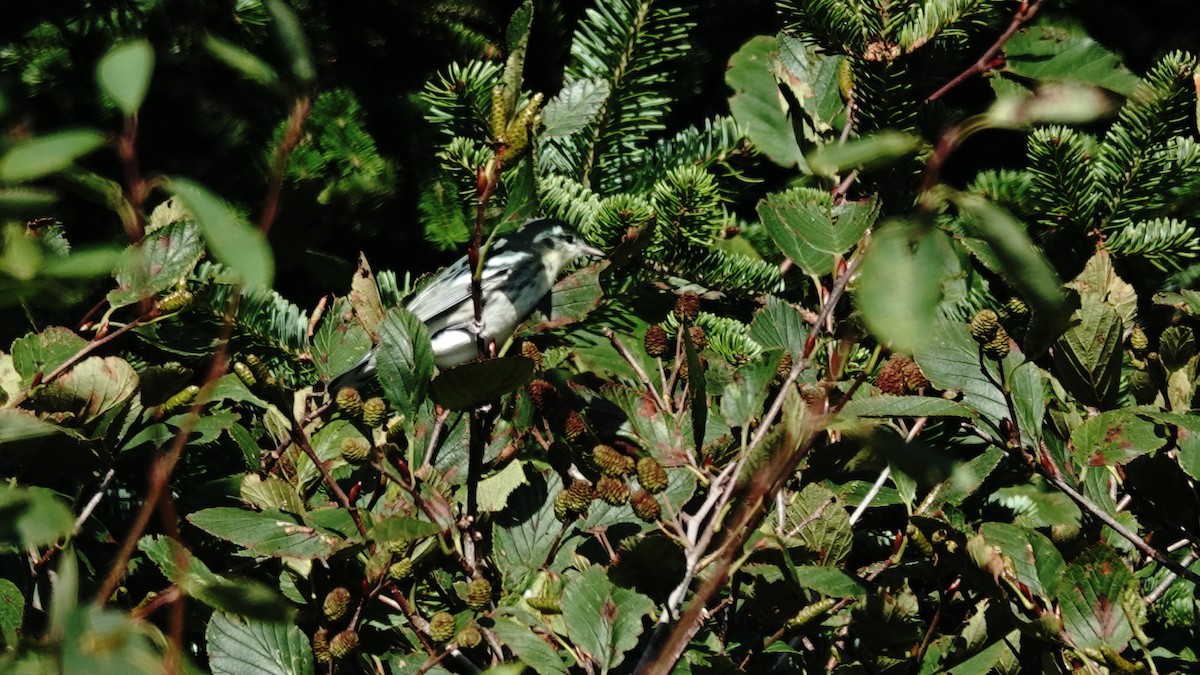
[404,253,515,327]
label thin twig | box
[259,95,313,234]
[849,417,928,524]
[925,0,1046,103]
[1145,552,1198,605]
[7,313,150,409]
[291,422,368,538]
[602,328,669,412]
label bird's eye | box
[563,234,576,245]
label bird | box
[329,217,603,390]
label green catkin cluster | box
[339,437,371,463]
[526,594,562,613]
[466,578,492,610]
[313,628,331,663]
[636,456,668,493]
[456,626,483,648]
[388,558,414,581]
[323,587,351,621]
[592,444,635,476]
[361,397,387,427]
[596,476,631,505]
[336,388,364,418]
[428,612,456,643]
[329,629,359,659]
[162,385,199,414]
[969,309,1010,360]
[631,490,662,522]
[554,480,595,521]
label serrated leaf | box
[1160,325,1196,373]
[376,307,434,416]
[774,35,845,134]
[0,486,74,548]
[207,612,313,675]
[310,299,372,382]
[542,79,609,139]
[11,327,87,386]
[758,188,877,276]
[842,395,975,418]
[170,178,273,290]
[1069,408,1166,466]
[431,357,534,411]
[1052,296,1122,408]
[749,296,809,358]
[490,618,570,675]
[298,419,359,489]
[806,131,921,176]
[34,356,138,424]
[108,220,205,307]
[0,578,22,644]
[979,523,1065,598]
[792,566,866,597]
[727,36,806,169]
[1067,251,1136,325]
[477,459,529,513]
[493,471,560,584]
[548,265,604,325]
[561,566,654,672]
[369,517,440,544]
[139,536,292,621]
[1056,546,1136,651]
[96,40,154,115]
[720,352,779,429]
[240,474,305,514]
[0,129,106,183]
[188,507,342,559]
[778,484,852,564]
[1002,22,1140,95]
[856,219,954,353]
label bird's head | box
[525,219,605,272]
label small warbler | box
[330,218,602,389]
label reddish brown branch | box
[925,0,1046,103]
[116,114,147,242]
[259,95,313,234]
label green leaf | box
[376,307,434,417]
[0,185,58,215]
[951,192,1065,322]
[727,36,806,169]
[0,130,106,183]
[477,459,529,513]
[263,0,315,85]
[310,299,372,382]
[856,219,954,353]
[139,536,292,622]
[1002,22,1140,95]
[0,486,74,548]
[842,395,975,419]
[108,220,204,307]
[775,36,846,135]
[720,352,779,429]
[561,566,654,672]
[0,409,66,443]
[1069,408,1166,467]
[11,327,86,386]
[240,475,305,515]
[806,131,922,176]
[542,79,609,139]
[207,612,313,675]
[548,265,604,325]
[431,357,534,411]
[169,178,274,290]
[792,566,866,597]
[0,578,22,644]
[776,484,852,564]
[490,617,570,675]
[985,84,1117,129]
[749,296,810,359]
[493,472,560,584]
[33,356,138,424]
[204,35,283,91]
[1052,296,1123,409]
[187,507,343,559]
[369,517,440,545]
[758,188,877,276]
[978,523,1065,598]
[96,40,154,115]
[1056,546,1137,651]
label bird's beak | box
[580,243,605,258]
